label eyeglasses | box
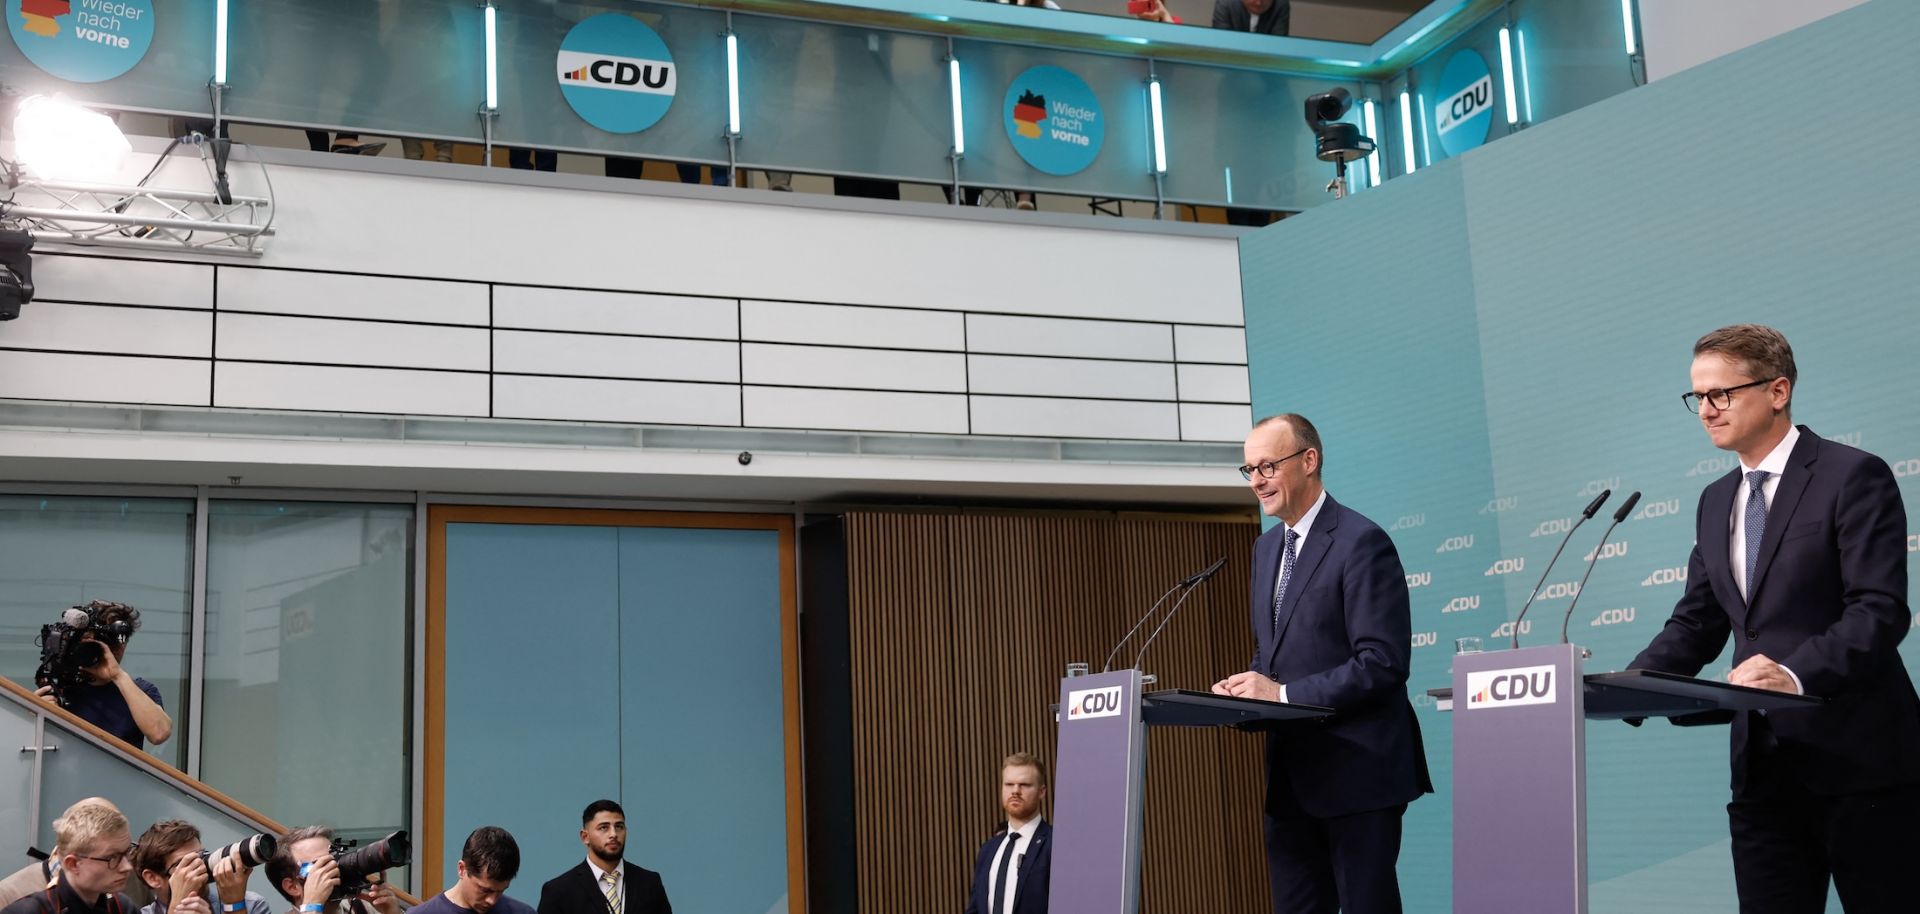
[1239,448,1309,480]
[75,843,138,868]
[1680,378,1774,414]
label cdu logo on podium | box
[1065,685,1124,720]
[1464,665,1556,709]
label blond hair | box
[55,803,129,856]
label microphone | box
[1560,491,1639,644]
[1099,556,1226,673]
[1133,556,1229,673]
[1510,489,1609,649]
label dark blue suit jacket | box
[962,820,1051,914]
[1250,494,1431,819]
[1630,427,1920,795]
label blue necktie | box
[1743,470,1770,593]
[990,832,1020,914]
[1271,528,1299,630]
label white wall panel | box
[968,355,1175,401]
[35,254,212,310]
[742,343,965,393]
[494,286,737,340]
[218,268,488,325]
[743,386,968,434]
[0,351,209,405]
[495,331,738,383]
[0,303,211,358]
[256,166,1245,325]
[742,301,963,351]
[966,315,1171,361]
[1180,403,1254,443]
[494,376,740,426]
[214,363,487,416]
[971,396,1179,440]
[1174,325,1249,364]
[1176,364,1251,404]
[216,313,489,371]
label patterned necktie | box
[1743,470,1770,593]
[991,832,1021,914]
[1271,528,1299,629]
[601,868,620,914]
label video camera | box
[34,602,139,707]
[303,831,411,901]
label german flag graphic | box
[20,0,68,38]
[1013,89,1045,139]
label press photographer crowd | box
[11,604,674,914]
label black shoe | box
[332,141,387,156]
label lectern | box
[1046,669,1334,914]
[1440,643,1820,913]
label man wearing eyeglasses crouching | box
[0,803,138,914]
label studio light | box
[1147,76,1166,174]
[484,3,499,111]
[1361,98,1381,187]
[726,31,741,136]
[13,95,131,183]
[1399,90,1417,174]
[1499,27,1519,125]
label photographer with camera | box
[264,828,404,914]
[0,802,137,914]
[33,601,172,749]
[132,821,273,914]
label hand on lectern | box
[1728,653,1798,694]
[1214,671,1282,702]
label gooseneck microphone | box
[1560,491,1639,644]
[1510,489,1609,649]
[1132,556,1228,672]
[1100,556,1228,673]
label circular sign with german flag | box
[1002,65,1103,176]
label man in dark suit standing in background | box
[963,752,1053,914]
[1213,414,1429,914]
[1211,0,1289,36]
[535,801,671,914]
[1630,324,1920,913]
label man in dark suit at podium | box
[535,801,671,914]
[964,752,1053,914]
[1213,414,1430,914]
[1629,324,1920,913]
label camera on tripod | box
[301,831,411,901]
[35,601,139,707]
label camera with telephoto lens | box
[302,831,410,901]
[197,834,278,871]
[34,602,139,708]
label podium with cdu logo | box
[1045,669,1332,914]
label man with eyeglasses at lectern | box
[1628,323,1920,913]
[0,803,138,914]
[1213,413,1430,914]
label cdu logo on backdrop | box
[557,13,676,134]
[1003,65,1105,176]
[1433,48,1492,159]
[8,0,154,83]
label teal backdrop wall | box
[440,518,791,914]
[1239,2,1920,911]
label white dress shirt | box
[985,816,1043,914]
[1270,489,1328,704]
[587,855,622,914]
[1727,425,1802,694]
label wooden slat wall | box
[845,511,1270,913]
